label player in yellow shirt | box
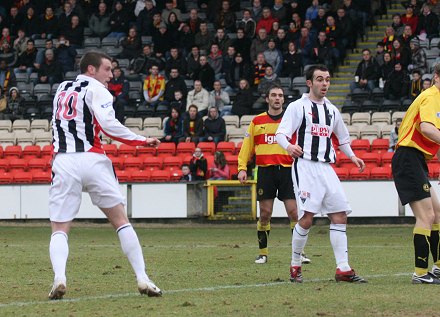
[392,64,440,284]
[238,84,310,264]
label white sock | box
[330,224,351,271]
[117,224,149,282]
[291,224,309,266]
[49,231,69,284]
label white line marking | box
[0,272,410,309]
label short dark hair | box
[80,51,112,74]
[412,69,421,76]
[265,83,283,97]
[305,64,329,81]
[188,104,198,111]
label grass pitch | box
[0,223,436,317]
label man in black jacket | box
[180,104,204,143]
[349,48,379,92]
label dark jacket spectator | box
[178,24,195,56]
[231,79,253,117]
[152,24,173,57]
[55,36,77,73]
[119,27,142,61]
[108,67,129,123]
[189,149,208,181]
[0,42,18,68]
[195,55,215,92]
[282,42,303,78]
[88,2,111,38]
[109,1,131,36]
[6,7,24,37]
[37,49,64,85]
[194,22,214,54]
[16,40,37,69]
[0,86,24,121]
[417,3,439,39]
[233,29,252,62]
[163,69,188,102]
[63,15,84,48]
[0,59,17,95]
[186,46,201,79]
[162,107,184,144]
[384,63,410,100]
[22,7,40,39]
[136,1,158,36]
[214,1,237,33]
[165,48,188,78]
[128,45,163,75]
[201,106,226,144]
[181,104,204,143]
[225,53,252,90]
[39,6,58,39]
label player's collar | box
[77,74,106,88]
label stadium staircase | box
[209,187,254,220]
[328,1,402,108]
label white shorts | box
[292,158,351,220]
[49,152,125,222]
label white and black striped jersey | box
[276,93,351,163]
[52,74,147,154]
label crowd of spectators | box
[0,0,387,125]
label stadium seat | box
[150,170,171,182]
[371,139,389,153]
[15,131,35,146]
[381,151,394,167]
[9,158,28,172]
[118,144,136,157]
[102,144,118,157]
[136,146,156,157]
[341,100,360,114]
[225,154,238,169]
[28,158,48,172]
[351,139,370,153]
[176,142,196,156]
[223,115,240,128]
[156,142,176,157]
[197,142,216,155]
[0,131,16,147]
[229,165,238,179]
[235,141,243,154]
[401,99,413,111]
[360,100,380,113]
[22,145,41,158]
[0,145,3,158]
[115,170,131,183]
[0,158,10,171]
[124,157,144,171]
[227,127,246,144]
[359,152,381,169]
[360,125,381,143]
[0,172,13,184]
[13,171,33,184]
[216,141,236,154]
[0,120,12,132]
[341,113,351,125]
[130,170,151,182]
[143,127,163,139]
[351,112,370,127]
[143,117,162,129]
[240,115,255,128]
[163,156,182,171]
[336,152,353,169]
[34,131,52,146]
[380,99,401,112]
[332,166,349,180]
[143,156,163,170]
[32,170,52,183]
[41,145,53,158]
[4,145,22,158]
[124,117,143,130]
[380,124,394,140]
[370,166,392,180]
[110,156,125,170]
[371,112,391,127]
[181,155,192,165]
[350,88,370,104]
[349,167,371,180]
[12,119,31,132]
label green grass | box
[0,223,435,317]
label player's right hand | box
[287,144,303,158]
[146,137,160,147]
[238,170,247,184]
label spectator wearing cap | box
[152,23,173,58]
[417,3,439,40]
[88,2,111,39]
[384,62,410,100]
[263,38,282,75]
[401,4,419,34]
[408,38,427,74]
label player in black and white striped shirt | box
[276,64,367,284]
[48,51,162,300]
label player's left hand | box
[146,137,160,147]
[351,156,365,172]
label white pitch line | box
[0,272,410,309]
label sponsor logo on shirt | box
[264,134,277,144]
[311,124,329,137]
[101,102,112,108]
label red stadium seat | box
[102,144,118,157]
[136,146,156,158]
[0,172,13,184]
[370,166,392,180]
[359,152,381,169]
[143,156,163,170]
[235,141,243,154]
[156,142,176,157]
[176,142,196,156]
[9,158,28,172]
[0,158,10,171]
[13,171,33,183]
[0,146,3,158]
[124,157,143,171]
[130,170,151,182]
[225,154,238,169]
[336,151,352,169]
[229,165,238,179]
[110,156,125,170]
[115,170,131,183]
[28,158,48,172]
[32,171,52,183]
[428,162,440,178]
[4,145,22,158]
[150,170,171,182]
[349,167,371,180]
[197,142,216,155]
[22,145,41,158]
[41,145,53,158]
[351,139,370,154]
[163,156,182,171]
[170,169,183,182]
[371,138,389,153]
[381,151,394,167]
[216,141,235,154]
[181,155,192,165]
[118,144,136,158]
[332,166,349,180]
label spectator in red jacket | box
[256,7,278,34]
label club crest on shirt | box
[298,190,310,204]
[423,183,430,192]
[101,102,112,108]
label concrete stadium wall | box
[1,181,437,220]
